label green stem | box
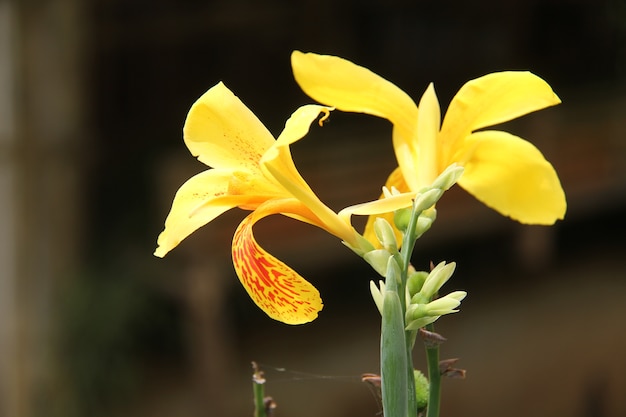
[405,338,416,417]
[424,324,441,417]
[399,199,423,417]
[252,362,267,417]
[381,259,408,417]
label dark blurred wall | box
[2,1,626,417]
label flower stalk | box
[252,362,268,417]
[374,165,466,417]
[424,323,442,417]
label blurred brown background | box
[1,0,626,416]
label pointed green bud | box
[422,292,466,315]
[413,188,444,213]
[369,280,385,315]
[407,270,428,297]
[446,290,468,302]
[405,290,468,330]
[413,369,429,411]
[431,163,464,191]
[363,249,392,277]
[373,217,398,253]
[419,261,456,299]
[385,255,402,290]
[414,208,437,240]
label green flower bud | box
[393,206,412,232]
[407,270,428,297]
[385,255,402,290]
[414,369,429,411]
[369,280,385,315]
[405,290,468,330]
[373,217,398,253]
[422,292,466,315]
[431,163,464,191]
[419,261,456,299]
[414,208,437,240]
[413,188,444,213]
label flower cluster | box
[154,52,566,326]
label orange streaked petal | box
[183,82,274,171]
[232,212,323,324]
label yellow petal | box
[232,210,323,324]
[291,51,418,139]
[340,191,416,217]
[260,105,355,244]
[155,169,240,257]
[457,130,566,224]
[273,105,332,148]
[183,82,274,171]
[414,83,441,188]
[261,104,329,198]
[440,72,561,162]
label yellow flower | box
[291,51,567,227]
[154,82,411,324]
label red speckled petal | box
[232,212,323,324]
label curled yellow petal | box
[457,130,566,224]
[273,105,332,148]
[291,51,418,140]
[232,211,323,324]
[440,72,561,160]
[183,82,274,171]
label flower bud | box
[431,163,464,191]
[405,290,467,330]
[407,270,428,297]
[413,188,444,213]
[422,291,466,315]
[373,217,398,253]
[414,370,429,411]
[393,206,413,232]
[369,280,385,315]
[414,208,437,240]
[418,261,456,300]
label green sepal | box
[364,249,392,277]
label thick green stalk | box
[399,200,424,417]
[381,288,408,417]
[424,323,441,417]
